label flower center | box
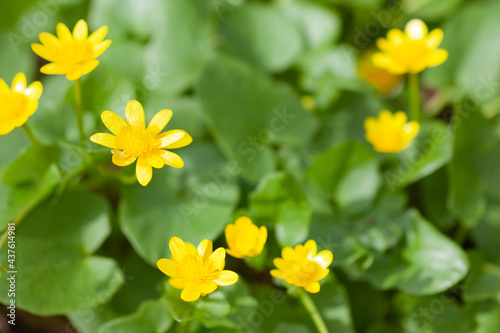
[283,259,322,286]
[176,256,214,283]
[0,92,28,121]
[55,40,94,67]
[115,126,157,158]
[392,40,430,65]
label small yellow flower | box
[225,216,267,259]
[357,50,403,95]
[373,19,448,74]
[0,73,43,135]
[270,240,332,293]
[364,110,420,153]
[31,19,111,80]
[90,100,192,186]
[157,237,239,302]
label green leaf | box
[425,1,500,105]
[280,0,342,50]
[448,99,500,227]
[384,120,452,190]
[99,298,172,333]
[249,171,312,247]
[198,55,318,182]
[307,140,381,215]
[463,251,500,303]
[472,204,500,261]
[220,3,303,72]
[366,210,469,295]
[0,191,123,315]
[119,144,239,264]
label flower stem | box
[75,78,86,144]
[299,292,329,333]
[22,124,54,165]
[409,72,421,122]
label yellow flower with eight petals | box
[31,19,111,80]
[364,110,420,153]
[157,237,239,302]
[373,19,448,74]
[90,100,192,186]
[271,240,332,293]
[0,73,42,135]
[225,216,267,259]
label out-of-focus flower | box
[364,110,420,153]
[31,19,111,80]
[225,216,267,259]
[157,237,239,302]
[270,240,332,293]
[90,100,192,186]
[373,19,448,74]
[0,73,42,135]
[300,95,316,112]
[357,50,403,94]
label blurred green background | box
[1,0,500,332]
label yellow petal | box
[405,19,427,40]
[225,224,237,250]
[393,111,408,126]
[304,282,320,293]
[376,37,390,51]
[157,150,184,168]
[169,237,196,262]
[209,248,226,271]
[273,258,287,270]
[364,117,377,131]
[11,73,26,92]
[314,250,333,269]
[281,247,295,260]
[181,283,201,302]
[197,239,213,259]
[147,109,172,136]
[157,258,178,277]
[225,248,244,259]
[257,226,268,252]
[90,133,117,148]
[145,153,164,169]
[169,277,186,289]
[111,150,136,166]
[31,43,54,61]
[427,49,448,67]
[88,26,108,44]
[73,19,88,40]
[93,40,111,58]
[303,240,317,258]
[101,111,126,135]
[76,60,100,76]
[270,269,283,279]
[427,29,443,49]
[156,130,193,149]
[25,81,43,101]
[57,22,72,41]
[379,110,393,122]
[40,63,63,75]
[39,32,59,46]
[0,79,9,94]
[212,270,238,286]
[125,100,145,128]
[235,216,253,228]
[0,123,16,135]
[199,282,218,295]
[135,157,152,186]
[387,29,404,44]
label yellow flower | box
[0,73,43,135]
[157,237,239,302]
[225,216,267,259]
[373,19,448,74]
[31,19,111,80]
[270,240,332,293]
[357,50,403,95]
[90,100,192,186]
[364,110,420,153]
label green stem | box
[454,223,469,245]
[299,292,329,333]
[22,124,54,165]
[75,78,85,144]
[409,72,421,122]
